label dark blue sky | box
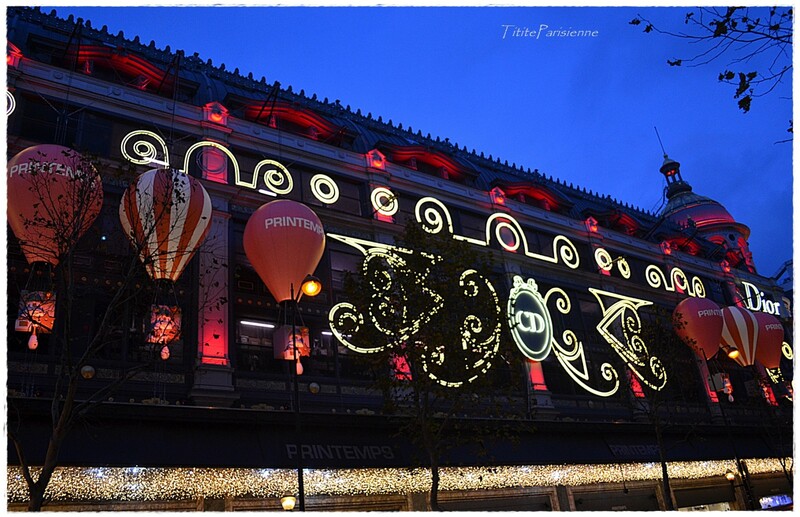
[41,5,793,276]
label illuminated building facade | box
[6,7,793,511]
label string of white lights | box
[7,459,788,502]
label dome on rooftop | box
[662,189,739,232]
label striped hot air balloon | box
[120,168,212,282]
[720,306,760,367]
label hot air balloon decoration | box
[672,297,724,360]
[243,200,326,375]
[120,168,212,357]
[720,306,761,367]
[8,144,104,266]
[752,312,784,369]
[720,306,785,406]
[8,144,104,347]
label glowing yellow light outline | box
[370,187,399,216]
[594,248,631,279]
[121,130,170,168]
[327,234,501,388]
[414,197,580,269]
[310,173,340,204]
[421,269,502,388]
[589,288,667,391]
[766,367,784,384]
[7,90,17,116]
[507,276,554,362]
[543,284,621,397]
[250,159,293,195]
[184,141,239,180]
[645,264,706,298]
[121,130,297,195]
[781,342,792,360]
[327,235,440,356]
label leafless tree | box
[334,221,527,510]
[7,152,224,511]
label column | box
[189,204,238,406]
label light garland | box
[7,459,789,503]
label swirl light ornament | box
[421,269,501,388]
[119,130,296,195]
[415,196,456,236]
[594,248,631,279]
[370,187,399,217]
[413,197,580,269]
[310,174,340,204]
[589,288,666,391]
[7,90,17,116]
[543,285,620,397]
[328,236,442,356]
[251,159,293,195]
[329,303,370,353]
[120,130,170,168]
[327,234,501,388]
[645,265,706,298]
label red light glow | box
[392,355,412,381]
[201,313,229,366]
[244,101,344,141]
[202,146,228,184]
[527,360,548,391]
[761,381,778,406]
[367,149,387,170]
[490,187,506,206]
[66,45,176,93]
[628,370,646,398]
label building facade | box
[6,7,793,511]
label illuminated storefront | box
[6,7,792,511]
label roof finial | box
[654,126,668,159]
